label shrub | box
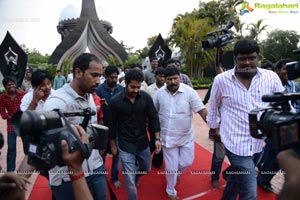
[191,77,213,89]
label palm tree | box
[247,19,268,41]
[234,21,247,39]
[168,0,242,77]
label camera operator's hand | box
[61,125,88,173]
[277,149,300,200]
[209,128,222,143]
[61,125,93,200]
[0,172,30,191]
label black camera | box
[249,92,300,152]
[202,21,234,50]
[286,49,300,80]
[11,108,109,170]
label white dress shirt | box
[153,83,205,148]
[20,89,55,111]
[147,83,165,99]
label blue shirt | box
[96,82,123,125]
[285,80,300,112]
[53,76,66,90]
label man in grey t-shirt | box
[43,53,107,200]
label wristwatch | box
[155,138,160,141]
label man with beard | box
[153,66,207,200]
[207,39,284,200]
[109,68,161,200]
[0,77,25,171]
[96,65,124,188]
[42,53,107,200]
[166,58,193,88]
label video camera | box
[202,21,234,50]
[11,108,109,170]
[249,92,300,152]
[286,49,300,80]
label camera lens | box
[11,110,63,137]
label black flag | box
[0,31,28,88]
[148,33,172,67]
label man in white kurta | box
[153,66,207,199]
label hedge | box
[191,77,214,89]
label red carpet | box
[29,143,278,200]
[28,175,51,200]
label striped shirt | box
[207,67,284,156]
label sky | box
[0,0,299,55]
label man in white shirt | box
[18,69,54,171]
[147,67,166,99]
[99,60,109,84]
[207,39,284,200]
[153,66,207,200]
[147,67,165,168]
[67,72,73,83]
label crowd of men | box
[0,39,299,200]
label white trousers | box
[163,140,194,195]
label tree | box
[169,0,240,78]
[261,30,300,63]
[246,19,268,41]
[123,54,143,67]
[196,0,240,27]
[169,13,213,77]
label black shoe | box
[211,180,220,189]
[258,182,275,193]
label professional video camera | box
[249,92,300,152]
[202,21,234,50]
[11,108,109,170]
[286,49,300,80]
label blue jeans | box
[111,137,120,183]
[222,149,261,200]
[119,146,151,200]
[257,138,279,185]
[51,165,107,200]
[7,132,17,172]
[211,142,225,181]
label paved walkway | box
[0,89,283,199]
